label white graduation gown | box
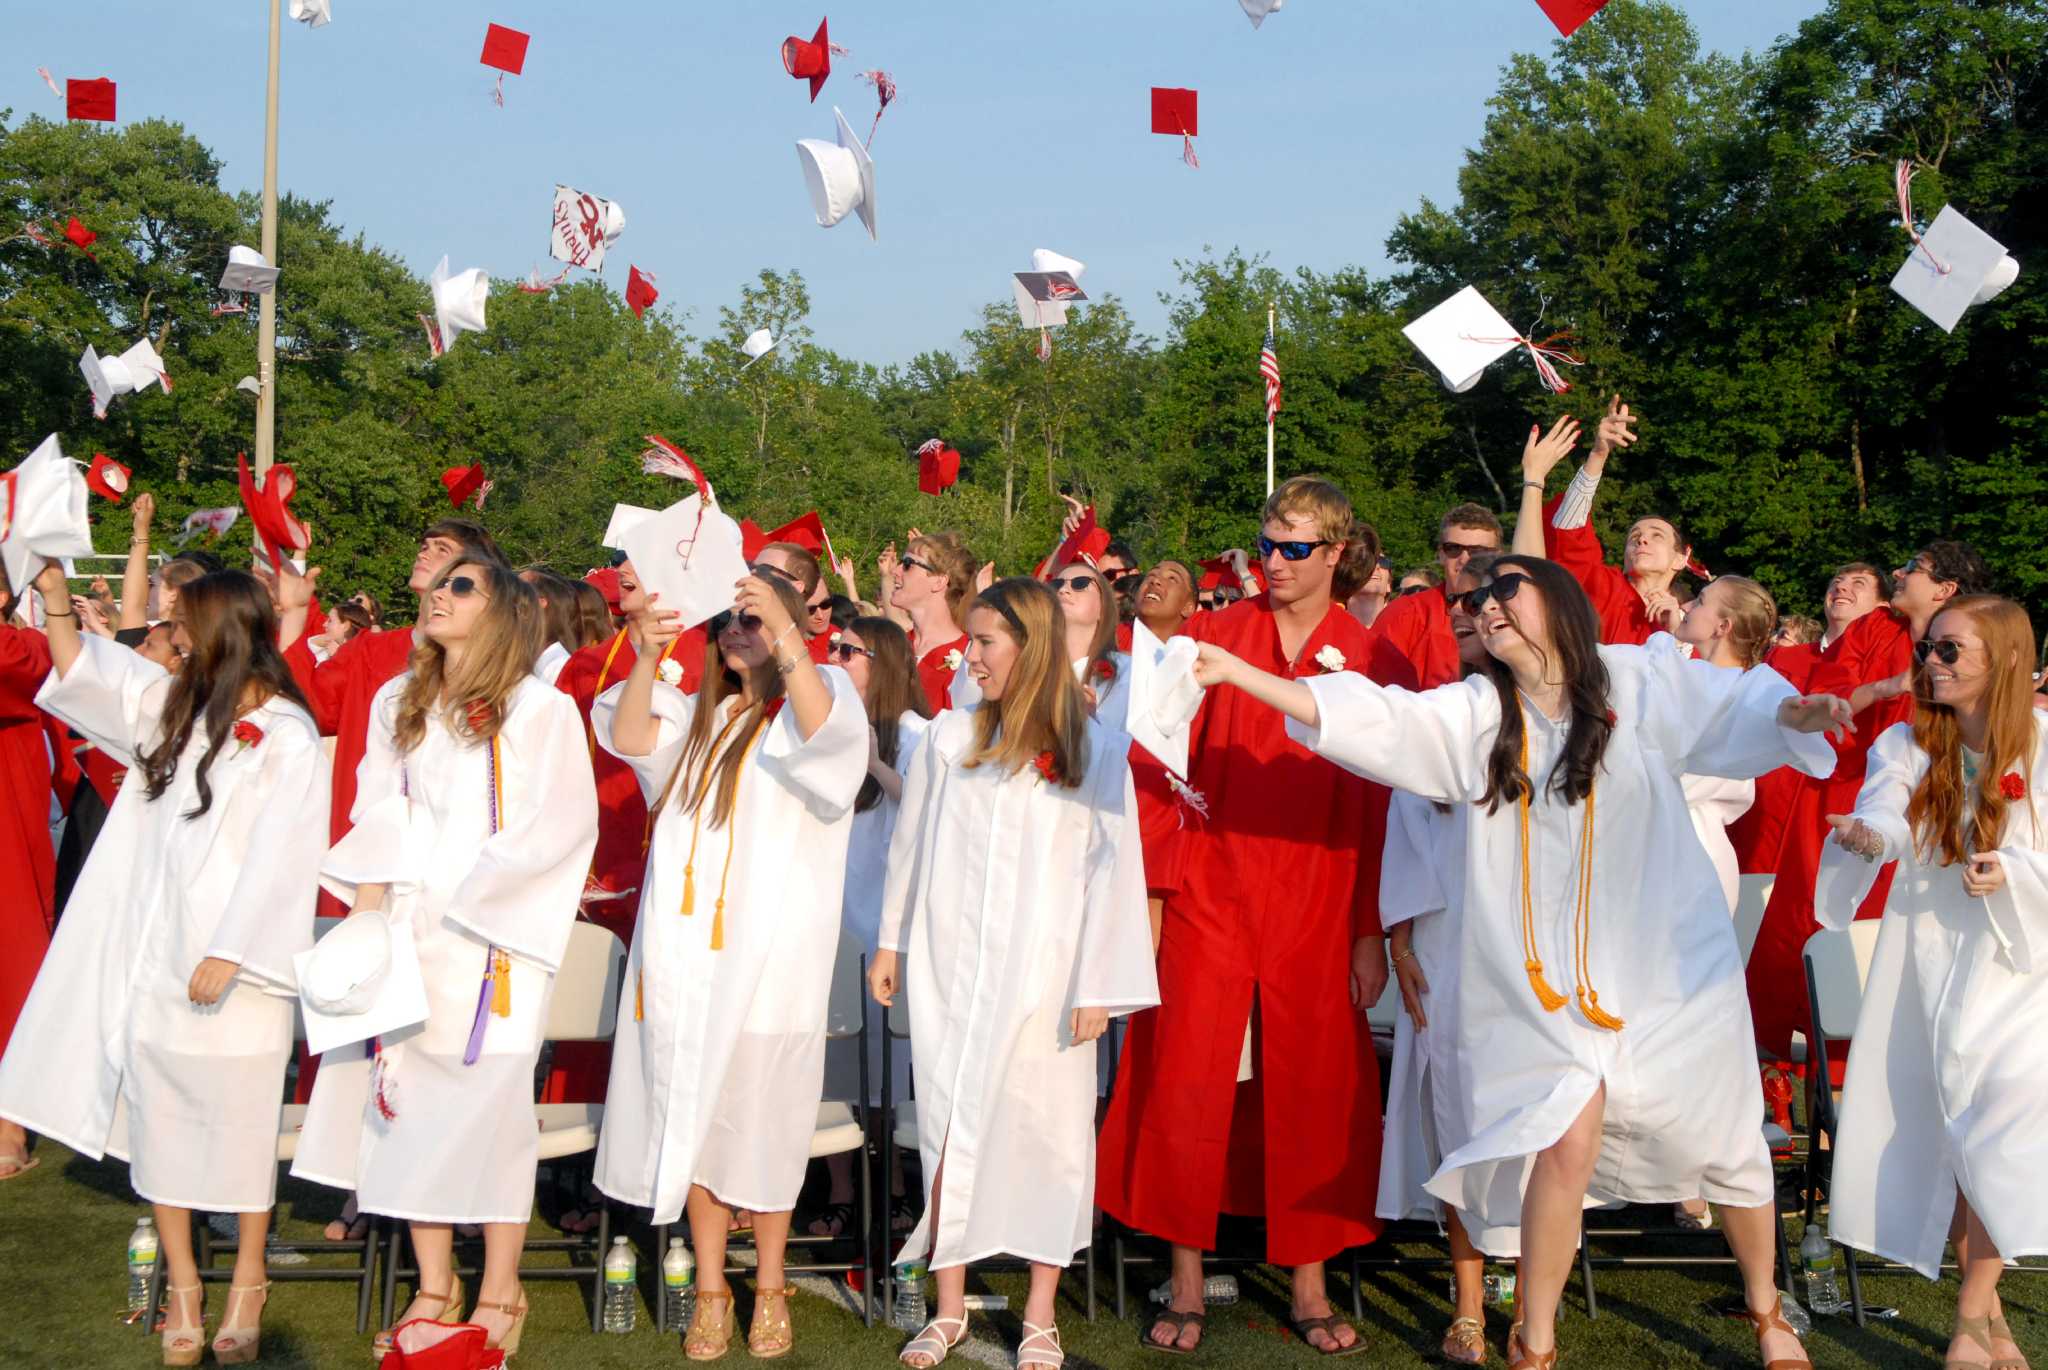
[591,670,868,1222]
[880,713,1158,1270]
[0,634,326,1211]
[293,675,598,1224]
[1682,772,1755,916]
[1291,635,1834,1234]
[1816,717,2048,1276]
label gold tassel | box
[710,896,725,951]
[634,970,644,1022]
[1577,986,1625,1032]
[1525,959,1570,1012]
[681,864,696,916]
[490,949,511,1017]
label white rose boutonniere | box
[944,648,964,671]
[657,658,684,686]
[1314,645,1347,674]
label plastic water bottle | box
[1800,1222,1845,1316]
[1147,1273,1239,1307]
[891,1258,929,1331]
[602,1236,638,1333]
[126,1218,159,1315]
[1451,1271,1517,1310]
[661,1238,695,1329]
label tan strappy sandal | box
[686,1289,737,1361]
[1989,1314,2032,1370]
[747,1285,795,1359]
[212,1281,270,1364]
[1743,1293,1812,1369]
[473,1285,529,1357]
[1017,1321,1065,1369]
[900,1314,968,1366]
[371,1284,463,1361]
[1951,1313,2030,1370]
[161,1283,206,1367]
[1506,1324,1559,1370]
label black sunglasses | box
[899,554,934,575]
[443,575,489,599]
[1439,540,1495,560]
[1397,583,1432,598]
[1915,638,1965,666]
[1257,535,1329,562]
[829,642,873,663]
[1457,572,1530,616]
[1049,574,1097,593]
[1110,571,1144,589]
[709,610,765,635]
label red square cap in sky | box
[480,24,530,75]
[1150,87,1197,137]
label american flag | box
[1259,329,1282,425]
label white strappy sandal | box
[900,1314,968,1367]
[1018,1321,1065,1368]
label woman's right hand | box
[131,491,156,540]
[1521,413,1581,483]
[1825,813,1882,862]
[868,948,901,1007]
[638,593,685,650]
[1393,949,1430,1030]
[1191,641,1242,689]
[33,560,68,601]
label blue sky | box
[17,1,1825,367]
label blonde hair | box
[1062,561,1121,688]
[910,532,978,623]
[393,561,543,753]
[1263,475,1353,545]
[1906,596,2040,867]
[961,578,1089,790]
[1710,575,1777,669]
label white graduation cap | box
[602,502,658,550]
[79,338,171,418]
[549,185,626,273]
[740,328,777,368]
[795,107,877,241]
[1031,247,1087,282]
[423,255,489,357]
[1239,0,1283,27]
[289,0,333,26]
[1401,286,1523,393]
[1126,618,1200,781]
[1890,205,2021,334]
[219,244,279,294]
[618,493,751,632]
[1,434,97,598]
[292,911,430,1056]
[1013,271,1088,329]
[236,375,262,394]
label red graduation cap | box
[440,462,490,510]
[1535,0,1610,37]
[916,438,960,496]
[625,265,659,319]
[66,78,117,123]
[765,512,828,557]
[781,17,833,102]
[1049,505,1110,571]
[86,453,130,503]
[584,567,623,614]
[1198,555,1256,594]
[480,23,530,74]
[1150,87,1197,138]
[236,452,310,573]
[64,217,97,257]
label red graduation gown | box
[1543,494,1656,646]
[1097,597,1384,1265]
[916,633,968,711]
[1727,642,1821,875]
[1744,611,1913,1057]
[0,628,55,1061]
[1366,585,1462,690]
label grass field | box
[1,1143,2038,1369]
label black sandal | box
[1290,1312,1367,1358]
[1142,1308,1205,1355]
[807,1201,857,1239]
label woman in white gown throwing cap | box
[1184,555,1850,1370]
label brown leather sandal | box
[1142,1308,1204,1355]
[1742,1294,1812,1370]
[1988,1315,2031,1370]
[1442,1314,1488,1365]
[748,1285,795,1359]
[1507,1325,1558,1370]
[1290,1310,1367,1357]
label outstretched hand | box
[1780,693,1855,742]
[1191,641,1242,689]
[1825,813,1882,861]
[1589,394,1637,462]
[1521,413,1581,484]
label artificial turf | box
[1,1143,2036,1369]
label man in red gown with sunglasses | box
[1367,502,1502,690]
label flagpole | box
[1264,301,1276,497]
[254,0,281,484]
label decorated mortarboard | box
[916,438,960,495]
[740,328,777,367]
[1239,0,1283,27]
[80,338,173,420]
[625,265,659,318]
[781,17,835,102]
[236,451,311,573]
[440,463,491,510]
[1150,87,1199,169]
[518,263,568,295]
[289,0,333,26]
[420,255,489,358]
[86,453,131,503]
[549,185,626,273]
[1889,161,2019,334]
[480,22,529,105]
[1013,270,1087,324]
[176,507,239,545]
[1535,0,1611,37]
[1401,285,1581,394]
[219,245,279,294]
[796,107,876,241]
[0,435,96,596]
[66,78,116,123]
[618,464,749,633]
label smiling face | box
[1623,518,1686,578]
[409,534,467,596]
[615,559,648,619]
[715,609,774,676]
[1449,594,1487,672]
[835,625,872,697]
[1437,524,1500,596]
[1137,562,1195,624]
[1260,512,1341,608]
[422,561,494,645]
[1920,609,1993,712]
[1475,570,1553,674]
[1824,567,1883,633]
[965,604,1021,702]
[889,544,945,614]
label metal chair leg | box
[1773,1188,1798,1304]
[590,1202,610,1333]
[357,1217,378,1335]
[653,1222,670,1333]
[1843,1241,1866,1328]
[1085,1232,1096,1322]
[381,1223,403,1330]
[1351,1247,1363,1321]
[1113,1230,1127,1323]
[858,1129,876,1328]
[142,1248,166,1336]
[1578,1224,1599,1320]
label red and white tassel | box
[1895,159,1951,276]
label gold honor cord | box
[1516,707,1624,1031]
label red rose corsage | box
[1091,658,1116,682]
[232,720,264,752]
[2000,772,2027,801]
[1604,709,1619,726]
[465,700,495,733]
[1032,750,1061,783]
[763,698,786,722]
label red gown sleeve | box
[0,627,52,719]
[1541,492,1647,644]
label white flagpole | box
[255,0,281,484]
[1264,301,1276,497]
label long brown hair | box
[1475,555,1614,813]
[392,561,544,753]
[961,578,1089,789]
[1060,561,1121,690]
[1905,596,2040,867]
[850,615,930,814]
[138,570,310,819]
[569,580,614,648]
[658,575,810,828]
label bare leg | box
[903,1157,964,1370]
[406,1221,458,1317]
[1950,1196,2012,1367]
[152,1204,203,1337]
[1449,1208,1486,1321]
[1019,1262,1064,1366]
[468,1221,527,1342]
[808,1153,857,1236]
[688,1186,732,1297]
[1514,1084,1607,1358]
[1146,1244,1206,1351]
[1291,1260,1360,1353]
[0,1119,31,1175]
[752,1209,792,1292]
[1719,1202,1805,1363]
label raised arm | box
[32,562,83,679]
[118,492,156,631]
[736,571,832,742]
[606,600,686,758]
[1511,414,1581,558]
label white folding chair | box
[1800,921,1881,1323]
[1733,873,1775,966]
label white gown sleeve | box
[1379,792,1448,929]
[201,709,330,990]
[1814,723,1923,929]
[876,719,945,955]
[1283,672,1501,805]
[591,679,696,804]
[323,678,422,905]
[1070,738,1160,1019]
[1982,720,2048,973]
[757,665,869,818]
[1627,634,1836,782]
[33,632,171,769]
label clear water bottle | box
[126,1217,159,1315]
[661,1237,695,1329]
[602,1235,638,1333]
[891,1258,929,1331]
[1451,1271,1518,1310]
[1147,1273,1239,1307]
[1800,1221,1846,1316]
